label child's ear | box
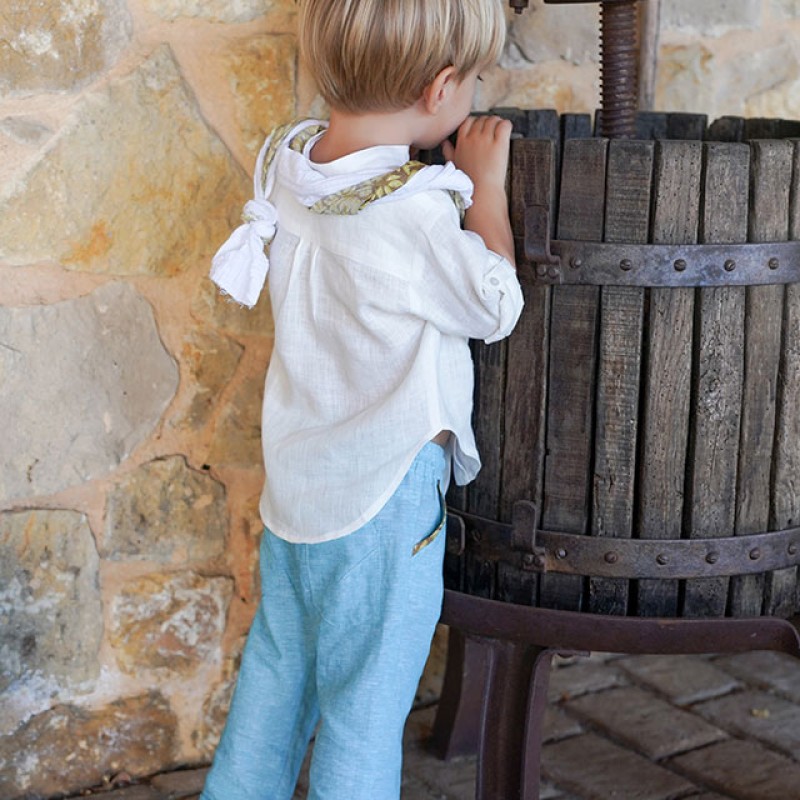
[422,66,457,114]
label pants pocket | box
[411,483,446,556]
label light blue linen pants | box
[201,443,447,800]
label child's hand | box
[442,115,513,194]
[442,115,515,266]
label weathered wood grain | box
[730,140,792,616]
[636,140,702,618]
[589,139,653,615]
[683,142,749,618]
[497,138,556,604]
[707,116,745,143]
[767,139,800,617]
[636,112,668,140]
[539,137,607,611]
[744,118,782,140]
[667,113,708,141]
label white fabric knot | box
[209,201,276,308]
[243,197,278,238]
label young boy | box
[202,0,523,797]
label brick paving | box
[63,651,800,800]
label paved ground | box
[64,649,800,800]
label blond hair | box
[298,0,506,112]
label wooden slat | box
[780,120,800,138]
[707,116,745,143]
[767,139,800,617]
[561,113,593,142]
[539,137,607,611]
[636,112,668,140]
[729,140,792,616]
[667,113,708,141]
[497,138,556,604]
[683,142,749,618]
[589,140,653,615]
[526,109,560,141]
[744,118,782,140]
[636,140,702,617]
[464,336,505,598]
[490,106,529,137]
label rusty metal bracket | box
[522,205,800,287]
[448,506,800,579]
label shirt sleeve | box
[409,202,524,344]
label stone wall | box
[1,1,798,796]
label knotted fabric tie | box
[210,119,473,308]
[210,120,323,308]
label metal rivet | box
[547,265,560,279]
[570,257,583,269]
[533,554,546,569]
[483,561,491,569]
[749,548,761,561]
[674,259,687,272]
[724,259,736,272]
[604,551,619,564]
[471,530,482,543]
[556,548,568,559]
[656,554,669,566]
[523,553,535,566]
[536,263,547,277]
[769,257,780,270]
[620,259,633,272]
[789,543,798,556]
[706,551,720,565]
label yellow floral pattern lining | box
[258,120,465,218]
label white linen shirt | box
[259,140,524,542]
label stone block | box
[655,44,715,116]
[565,686,727,761]
[0,116,54,146]
[720,40,798,115]
[176,330,243,431]
[713,650,800,703]
[509,0,599,66]
[548,658,628,703]
[0,510,101,696]
[542,707,583,743]
[142,0,293,23]
[151,767,209,798]
[670,737,800,799]
[543,732,695,799]
[0,283,178,504]
[693,689,800,759]
[194,633,246,757]
[493,61,600,116]
[617,654,741,705]
[208,373,264,468]
[104,456,227,563]
[771,0,800,19]
[0,0,131,94]
[110,572,233,674]
[0,46,248,276]
[0,692,178,799]
[226,34,298,156]
[662,0,762,36]
[96,787,161,800]
[192,278,274,338]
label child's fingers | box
[442,138,455,161]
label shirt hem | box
[260,432,450,544]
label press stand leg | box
[475,638,558,800]
[430,629,485,759]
